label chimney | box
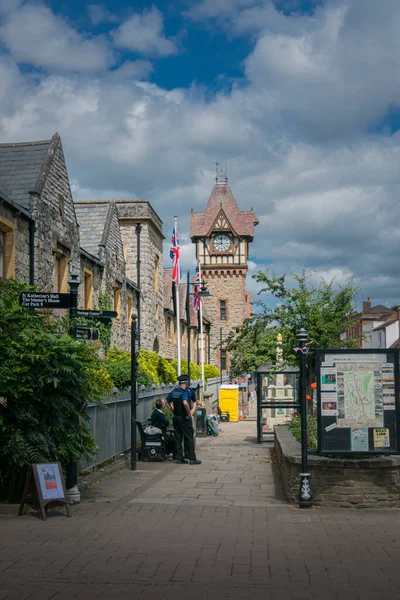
[363,297,371,312]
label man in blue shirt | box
[166,375,201,465]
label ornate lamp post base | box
[299,472,313,508]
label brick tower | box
[190,172,258,374]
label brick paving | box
[2,419,400,599]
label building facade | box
[341,298,395,349]
[0,134,165,355]
[190,175,258,373]
[116,201,164,353]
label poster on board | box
[351,428,369,451]
[19,462,71,520]
[36,464,65,501]
[373,428,390,448]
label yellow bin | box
[219,385,239,422]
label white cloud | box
[87,4,119,26]
[0,4,113,72]
[1,0,400,307]
[111,6,177,57]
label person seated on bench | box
[151,399,177,458]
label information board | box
[19,462,71,520]
[316,349,399,456]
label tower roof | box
[190,181,258,239]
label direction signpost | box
[19,292,71,309]
[18,290,117,341]
[72,326,99,341]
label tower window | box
[220,300,227,321]
[155,256,159,292]
[221,350,227,371]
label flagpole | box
[174,216,181,376]
[199,262,205,397]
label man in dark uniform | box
[166,375,201,465]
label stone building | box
[74,200,138,351]
[190,175,258,373]
[0,134,80,290]
[0,188,31,282]
[116,201,164,353]
[0,133,144,353]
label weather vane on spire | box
[215,159,228,184]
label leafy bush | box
[105,348,131,389]
[204,364,220,379]
[287,411,317,451]
[106,349,176,389]
[0,279,112,502]
[171,359,202,380]
[157,356,177,384]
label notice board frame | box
[316,348,400,456]
[19,462,72,520]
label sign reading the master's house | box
[19,292,71,309]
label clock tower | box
[190,172,258,373]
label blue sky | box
[1,0,400,308]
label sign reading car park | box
[19,292,71,309]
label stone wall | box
[0,202,30,282]
[33,136,80,290]
[116,201,163,353]
[201,269,246,369]
[275,425,400,507]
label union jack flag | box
[193,267,200,311]
[170,223,180,283]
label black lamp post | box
[297,327,313,508]
[135,223,142,349]
[130,314,139,471]
[185,271,211,383]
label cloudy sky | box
[1,0,399,308]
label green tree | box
[0,279,112,502]
[227,268,360,382]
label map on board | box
[337,363,383,428]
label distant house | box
[371,311,400,349]
[341,298,395,348]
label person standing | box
[166,375,201,465]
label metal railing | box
[79,377,229,472]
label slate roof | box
[74,201,111,258]
[190,181,258,239]
[0,136,56,211]
[367,304,394,314]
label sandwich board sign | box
[19,462,71,520]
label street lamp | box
[185,271,211,383]
[297,327,313,508]
[130,312,139,471]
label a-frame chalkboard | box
[19,463,72,520]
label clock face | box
[213,234,231,252]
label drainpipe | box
[28,220,35,285]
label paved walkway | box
[2,419,400,599]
